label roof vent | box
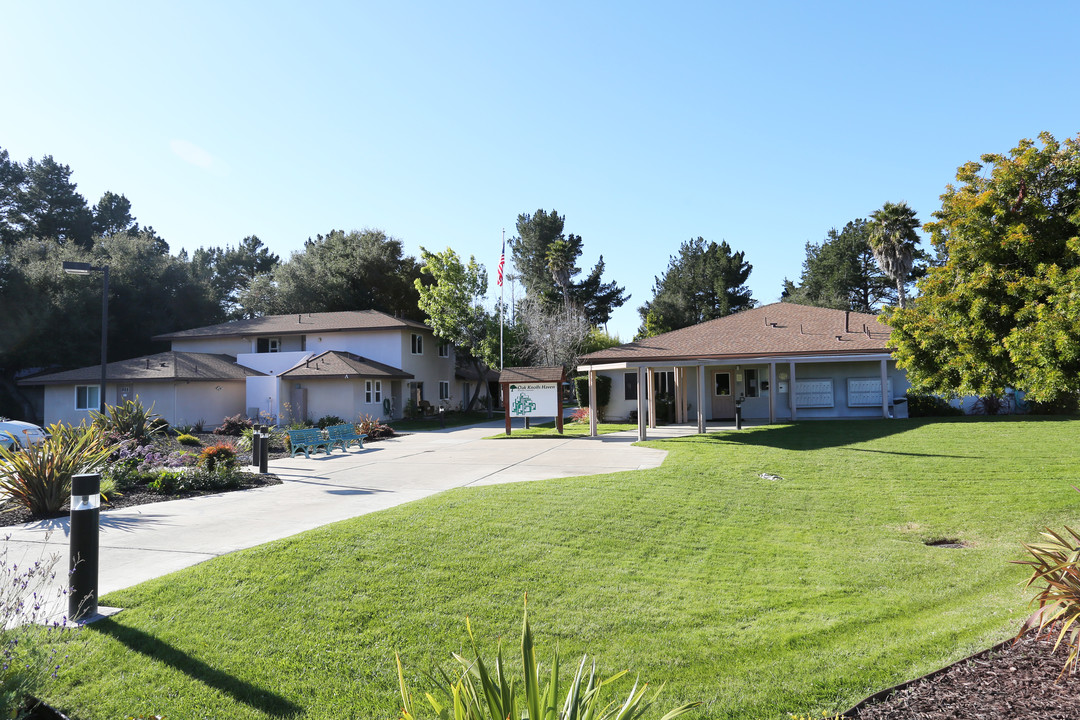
[145,359,150,369]
[835,335,843,341]
[298,314,301,323]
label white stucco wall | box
[168,337,251,355]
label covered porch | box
[577,354,901,441]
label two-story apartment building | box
[22,310,463,427]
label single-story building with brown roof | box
[20,351,264,427]
[576,303,909,439]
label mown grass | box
[487,419,638,438]
[32,417,1080,719]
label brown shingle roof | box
[578,303,892,365]
[279,351,413,379]
[153,310,429,341]
[498,366,566,383]
[19,352,263,386]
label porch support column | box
[789,361,797,421]
[588,369,598,437]
[637,366,647,441]
[674,367,683,423]
[880,358,889,419]
[769,362,777,424]
[647,367,657,429]
[697,364,706,434]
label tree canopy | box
[869,201,922,309]
[414,247,498,412]
[240,229,422,319]
[637,237,753,337]
[886,132,1080,403]
[510,209,628,326]
[782,219,898,312]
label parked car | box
[0,420,48,452]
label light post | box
[62,261,109,413]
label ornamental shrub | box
[90,397,168,442]
[176,433,201,447]
[198,442,238,474]
[905,392,963,417]
[0,423,114,516]
[573,374,612,410]
[396,599,699,720]
[213,414,253,436]
[316,415,346,430]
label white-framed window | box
[744,368,760,398]
[257,337,280,353]
[439,381,450,401]
[75,385,99,410]
[365,380,382,404]
[411,333,423,355]
[438,342,450,358]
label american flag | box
[497,240,505,287]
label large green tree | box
[13,155,94,248]
[190,235,281,318]
[781,219,898,312]
[510,209,628,326]
[886,132,1080,403]
[869,201,921,309]
[0,233,221,419]
[414,247,498,412]
[242,229,421,319]
[637,237,753,337]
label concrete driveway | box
[2,422,667,615]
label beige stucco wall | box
[399,330,456,408]
[42,381,245,428]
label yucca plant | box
[1015,521,1080,677]
[90,397,167,442]
[396,598,699,720]
[0,423,115,515]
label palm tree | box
[869,201,921,308]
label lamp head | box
[62,261,94,275]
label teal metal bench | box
[326,424,367,452]
[287,428,331,459]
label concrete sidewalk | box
[2,422,668,617]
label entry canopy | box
[497,366,566,384]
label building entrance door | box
[711,371,735,419]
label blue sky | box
[3,1,1078,340]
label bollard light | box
[251,425,262,470]
[69,472,101,621]
[259,425,269,474]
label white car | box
[0,420,48,452]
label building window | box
[714,373,731,397]
[75,385,99,410]
[411,333,423,355]
[300,335,306,351]
[624,372,638,401]
[438,342,450,358]
[365,380,382,403]
[257,337,280,353]
[744,368,759,398]
[439,381,450,401]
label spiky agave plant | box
[0,423,115,515]
[1015,520,1080,678]
[396,597,699,720]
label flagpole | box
[500,228,505,370]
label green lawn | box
[33,417,1080,719]
[487,418,638,438]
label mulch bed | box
[0,471,281,529]
[849,630,1079,719]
